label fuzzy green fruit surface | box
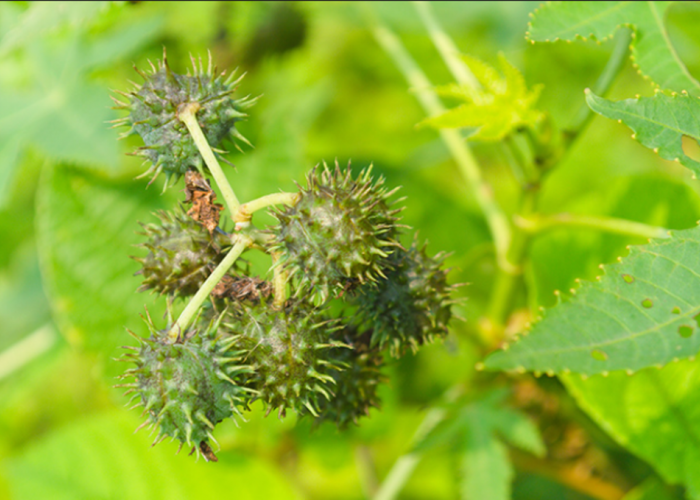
[271,162,402,302]
[116,54,255,188]
[222,300,344,417]
[119,315,249,459]
[134,210,230,297]
[354,240,453,356]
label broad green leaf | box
[586,90,700,176]
[563,359,700,498]
[486,224,700,375]
[36,164,172,373]
[420,54,544,141]
[528,1,700,94]
[4,411,301,500]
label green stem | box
[517,213,670,240]
[369,15,511,265]
[168,236,251,342]
[566,27,632,143]
[485,188,537,334]
[413,1,479,89]
[0,323,56,380]
[234,192,300,225]
[373,407,447,500]
[178,103,241,215]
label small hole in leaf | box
[642,298,653,308]
[682,135,700,162]
[679,325,694,338]
[622,274,635,283]
[591,349,608,361]
[673,307,682,315]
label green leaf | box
[586,90,700,176]
[4,411,301,500]
[528,1,700,94]
[563,359,700,497]
[485,224,700,375]
[420,54,544,141]
[36,164,171,373]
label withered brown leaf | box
[184,169,223,235]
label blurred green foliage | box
[1,2,700,499]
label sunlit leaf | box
[486,224,700,375]
[528,1,700,93]
[5,411,301,500]
[420,54,544,141]
[563,359,700,497]
[586,89,700,176]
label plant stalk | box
[373,407,447,500]
[413,1,479,89]
[168,236,251,341]
[178,102,241,215]
[517,213,670,240]
[234,192,300,224]
[369,16,511,266]
[566,27,632,144]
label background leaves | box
[528,1,700,94]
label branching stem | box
[178,102,241,215]
[234,192,300,224]
[517,213,670,240]
[168,236,251,342]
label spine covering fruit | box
[133,209,230,297]
[112,51,255,189]
[219,300,344,418]
[352,239,453,357]
[115,52,459,460]
[270,162,403,303]
[118,312,250,461]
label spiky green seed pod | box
[118,313,251,461]
[221,300,345,418]
[113,51,255,188]
[133,210,232,297]
[305,326,384,429]
[270,162,402,303]
[353,239,453,357]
